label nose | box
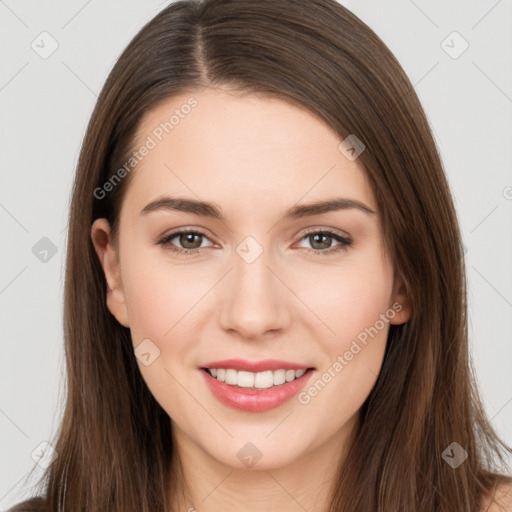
[218,247,292,340]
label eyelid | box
[295,225,351,240]
[158,226,212,238]
[157,226,215,248]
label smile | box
[200,367,315,412]
[204,367,308,389]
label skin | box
[484,486,512,512]
[91,86,412,512]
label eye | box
[295,229,353,256]
[156,228,214,255]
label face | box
[91,86,411,471]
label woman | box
[9,0,512,510]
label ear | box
[90,218,130,327]
[388,271,412,325]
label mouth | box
[199,364,317,413]
[200,367,315,390]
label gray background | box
[1,0,511,508]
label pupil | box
[182,233,201,249]
[312,233,330,249]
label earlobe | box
[389,273,412,325]
[90,218,130,328]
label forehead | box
[122,87,376,220]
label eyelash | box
[156,227,353,257]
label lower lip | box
[200,368,315,412]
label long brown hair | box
[11,0,511,511]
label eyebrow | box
[140,196,377,221]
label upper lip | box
[200,359,314,373]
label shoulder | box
[482,482,512,512]
[6,496,47,512]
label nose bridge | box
[219,235,290,338]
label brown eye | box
[296,230,353,256]
[157,229,213,255]
[177,232,203,249]
[309,232,333,250]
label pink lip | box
[200,359,312,372]
[199,367,315,412]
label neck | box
[168,412,360,512]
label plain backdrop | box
[1,0,511,508]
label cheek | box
[120,252,208,414]
[120,242,204,351]
[294,253,393,415]
[314,278,390,376]
[298,254,394,349]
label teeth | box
[225,369,238,385]
[255,370,274,389]
[238,371,255,387]
[206,368,308,389]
